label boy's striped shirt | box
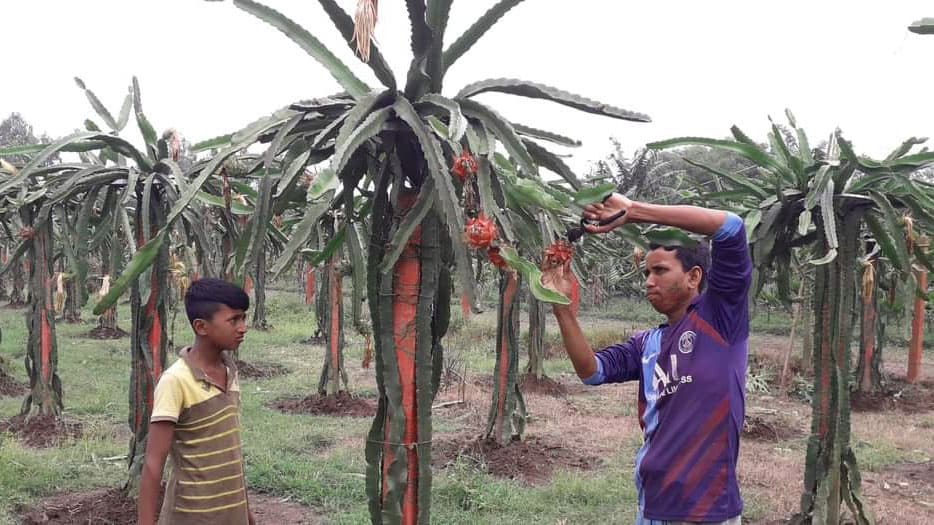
[151,347,249,525]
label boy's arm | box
[138,422,174,525]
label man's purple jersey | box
[585,213,751,522]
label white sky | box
[3,1,934,174]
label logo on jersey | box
[678,330,696,354]
[652,354,693,398]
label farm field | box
[1,291,932,524]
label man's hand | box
[249,510,257,525]
[582,192,633,234]
[541,257,578,314]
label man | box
[138,278,255,525]
[543,193,751,524]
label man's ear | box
[192,318,209,336]
[688,266,704,290]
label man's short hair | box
[185,278,250,324]
[648,240,711,291]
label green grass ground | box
[1,289,932,524]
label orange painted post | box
[328,257,342,393]
[382,193,421,525]
[908,267,927,383]
[460,293,470,320]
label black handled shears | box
[566,193,626,243]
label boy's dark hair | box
[648,241,711,291]
[185,278,250,324]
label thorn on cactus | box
[451,148,478,182]
[464,213,497,249]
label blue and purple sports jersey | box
[584,213,751,523]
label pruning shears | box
[566,193,626,243]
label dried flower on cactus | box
[99,275,111,298]
[352,0,378,61]
[861,259,875,304]
[464,214,497,249]
[904,215,915,254]
[164,128,182,161]
[633,246,645,268]
[55,273,65,314]
[451,148,478,181]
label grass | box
[0,289,931,523]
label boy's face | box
[193,303,248,351]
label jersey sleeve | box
[705,212,752,343]
[584,332,645,385]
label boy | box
[138,278,255,525]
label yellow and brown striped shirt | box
[151,347,249,525]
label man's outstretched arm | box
[583,193,728,236]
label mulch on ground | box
[518,373,570,397]
[271,391,376,417]
[0,368,27,397]
[0,414,82,448]
[18,487,320,525]
[235,359,290,380]
[84,326,129,339]
[432,434,602,485]
[851,379,934,413]
[742,413,805,442]
[471,373,585,398]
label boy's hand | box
[582,192,633,233]
[249,510,256,525]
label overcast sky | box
[3,1,933,173]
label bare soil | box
[17,487,320,525]
[518,373,570,397]
[742,413,805,442]
[84,326,129,339]
[272,391,376,417]
[472,373,585,398]
[850,379,934,413]
[235,358,290,379]
[432,434,602,486]
[0,414,82,448]
[0,368,27,397]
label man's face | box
[644,247,700,316]
[195,304,248,351]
